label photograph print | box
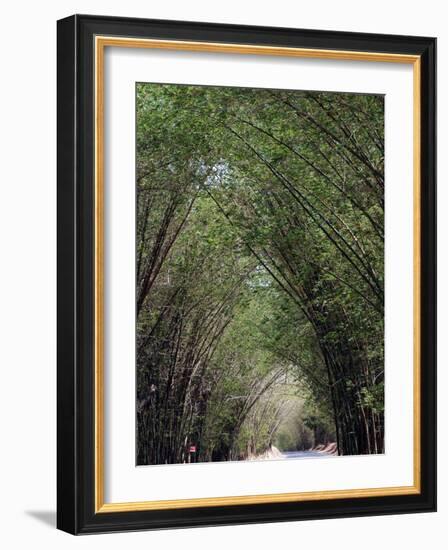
[136,83,384,466]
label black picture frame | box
[57,14,436,535]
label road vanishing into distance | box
[281,450,331,459]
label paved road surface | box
[282,450,330,459]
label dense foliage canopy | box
[136,83,384,465]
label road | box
[281,450,330,459]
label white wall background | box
[0,0,443,547]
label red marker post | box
[188,444,196,463]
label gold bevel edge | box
[94,35,422,513]
[413,57,422,493]
[96,36,419,64]
[94,37,105,513]
[98,486,420,513]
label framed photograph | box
[57,14,436,534]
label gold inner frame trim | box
[94,35,422,513]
